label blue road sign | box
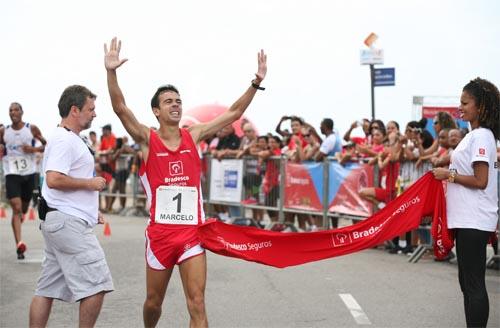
[374,68,395,86]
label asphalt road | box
[1,210,499,328]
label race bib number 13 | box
[8,156,32,175]
[155,186,198,225]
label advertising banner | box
[209,159,243,203]
[284,161,374,217]
[328,162,374,217]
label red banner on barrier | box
[422,106,459,119]
[329,164,374,217]
[198,173,454,268]
[284,162,322,211]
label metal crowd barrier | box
[202,154,378,231]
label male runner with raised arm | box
[104,37,266,327]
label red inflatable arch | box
[180,104,257,137]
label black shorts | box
[265,185,279,207]
[6,174,36,201]
[114,170,130,184]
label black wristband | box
[251,81,265,90]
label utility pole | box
[370,64,375,120]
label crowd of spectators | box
[83,124,137,214]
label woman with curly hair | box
[433,77,499,327]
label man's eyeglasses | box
[303,134,311,137]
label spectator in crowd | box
[211,124,240,160]
[237,118,250,143]
[382,123,413,253]
[429,129,451,168]
[432,128,464,169]
[343,118,370,144]
[285,121,317,231]
[235,122,257,158]
[386,120,400,137]
[275,115,292,144]
[369,119,386,139]
[358,128,395,209]
[98,124,116,212]
[336,141,359,166]
[89,130,100,153]
[295,126,320,161]
[315,118,342,162]
[211,124,242,218]
[239,133,267,226]
[258,135,282,222]
[411,125,436,245]
[398,121,421,190]
[106,136,134,213]
[422,111,457,156]
[356,126,385,157]
[414,128,437,170]
[279,116,308,158]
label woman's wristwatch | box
[448,169,457,183]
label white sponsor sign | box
[360,48,384,65]
[209,159,243,203]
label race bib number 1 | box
[8,156,32,175]
[155,186,198,225]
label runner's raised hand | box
[254,49,267,83]
[104,37,128,71]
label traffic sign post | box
[360,35,395,120]
[374,68,395,86]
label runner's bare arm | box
[104,37,149,145]
[189,50,267,143]
[0,126,4,158]
[30,124,47,150]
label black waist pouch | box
[37,189,56,221]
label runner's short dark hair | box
[151,85,180,109]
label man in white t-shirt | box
[315,118,341,162]
[29,85,114,327]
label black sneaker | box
[401,246,414,255]
[16,241,26,260]
[388,246,401,254]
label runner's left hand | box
[254,49,267,83]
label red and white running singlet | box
[139,128,205,227]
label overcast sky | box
[1,0,499,139]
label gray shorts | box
[35,211,114,303]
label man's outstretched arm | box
[191,50,267,143]
[104,37,149,145]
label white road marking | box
[339,293,372,325]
